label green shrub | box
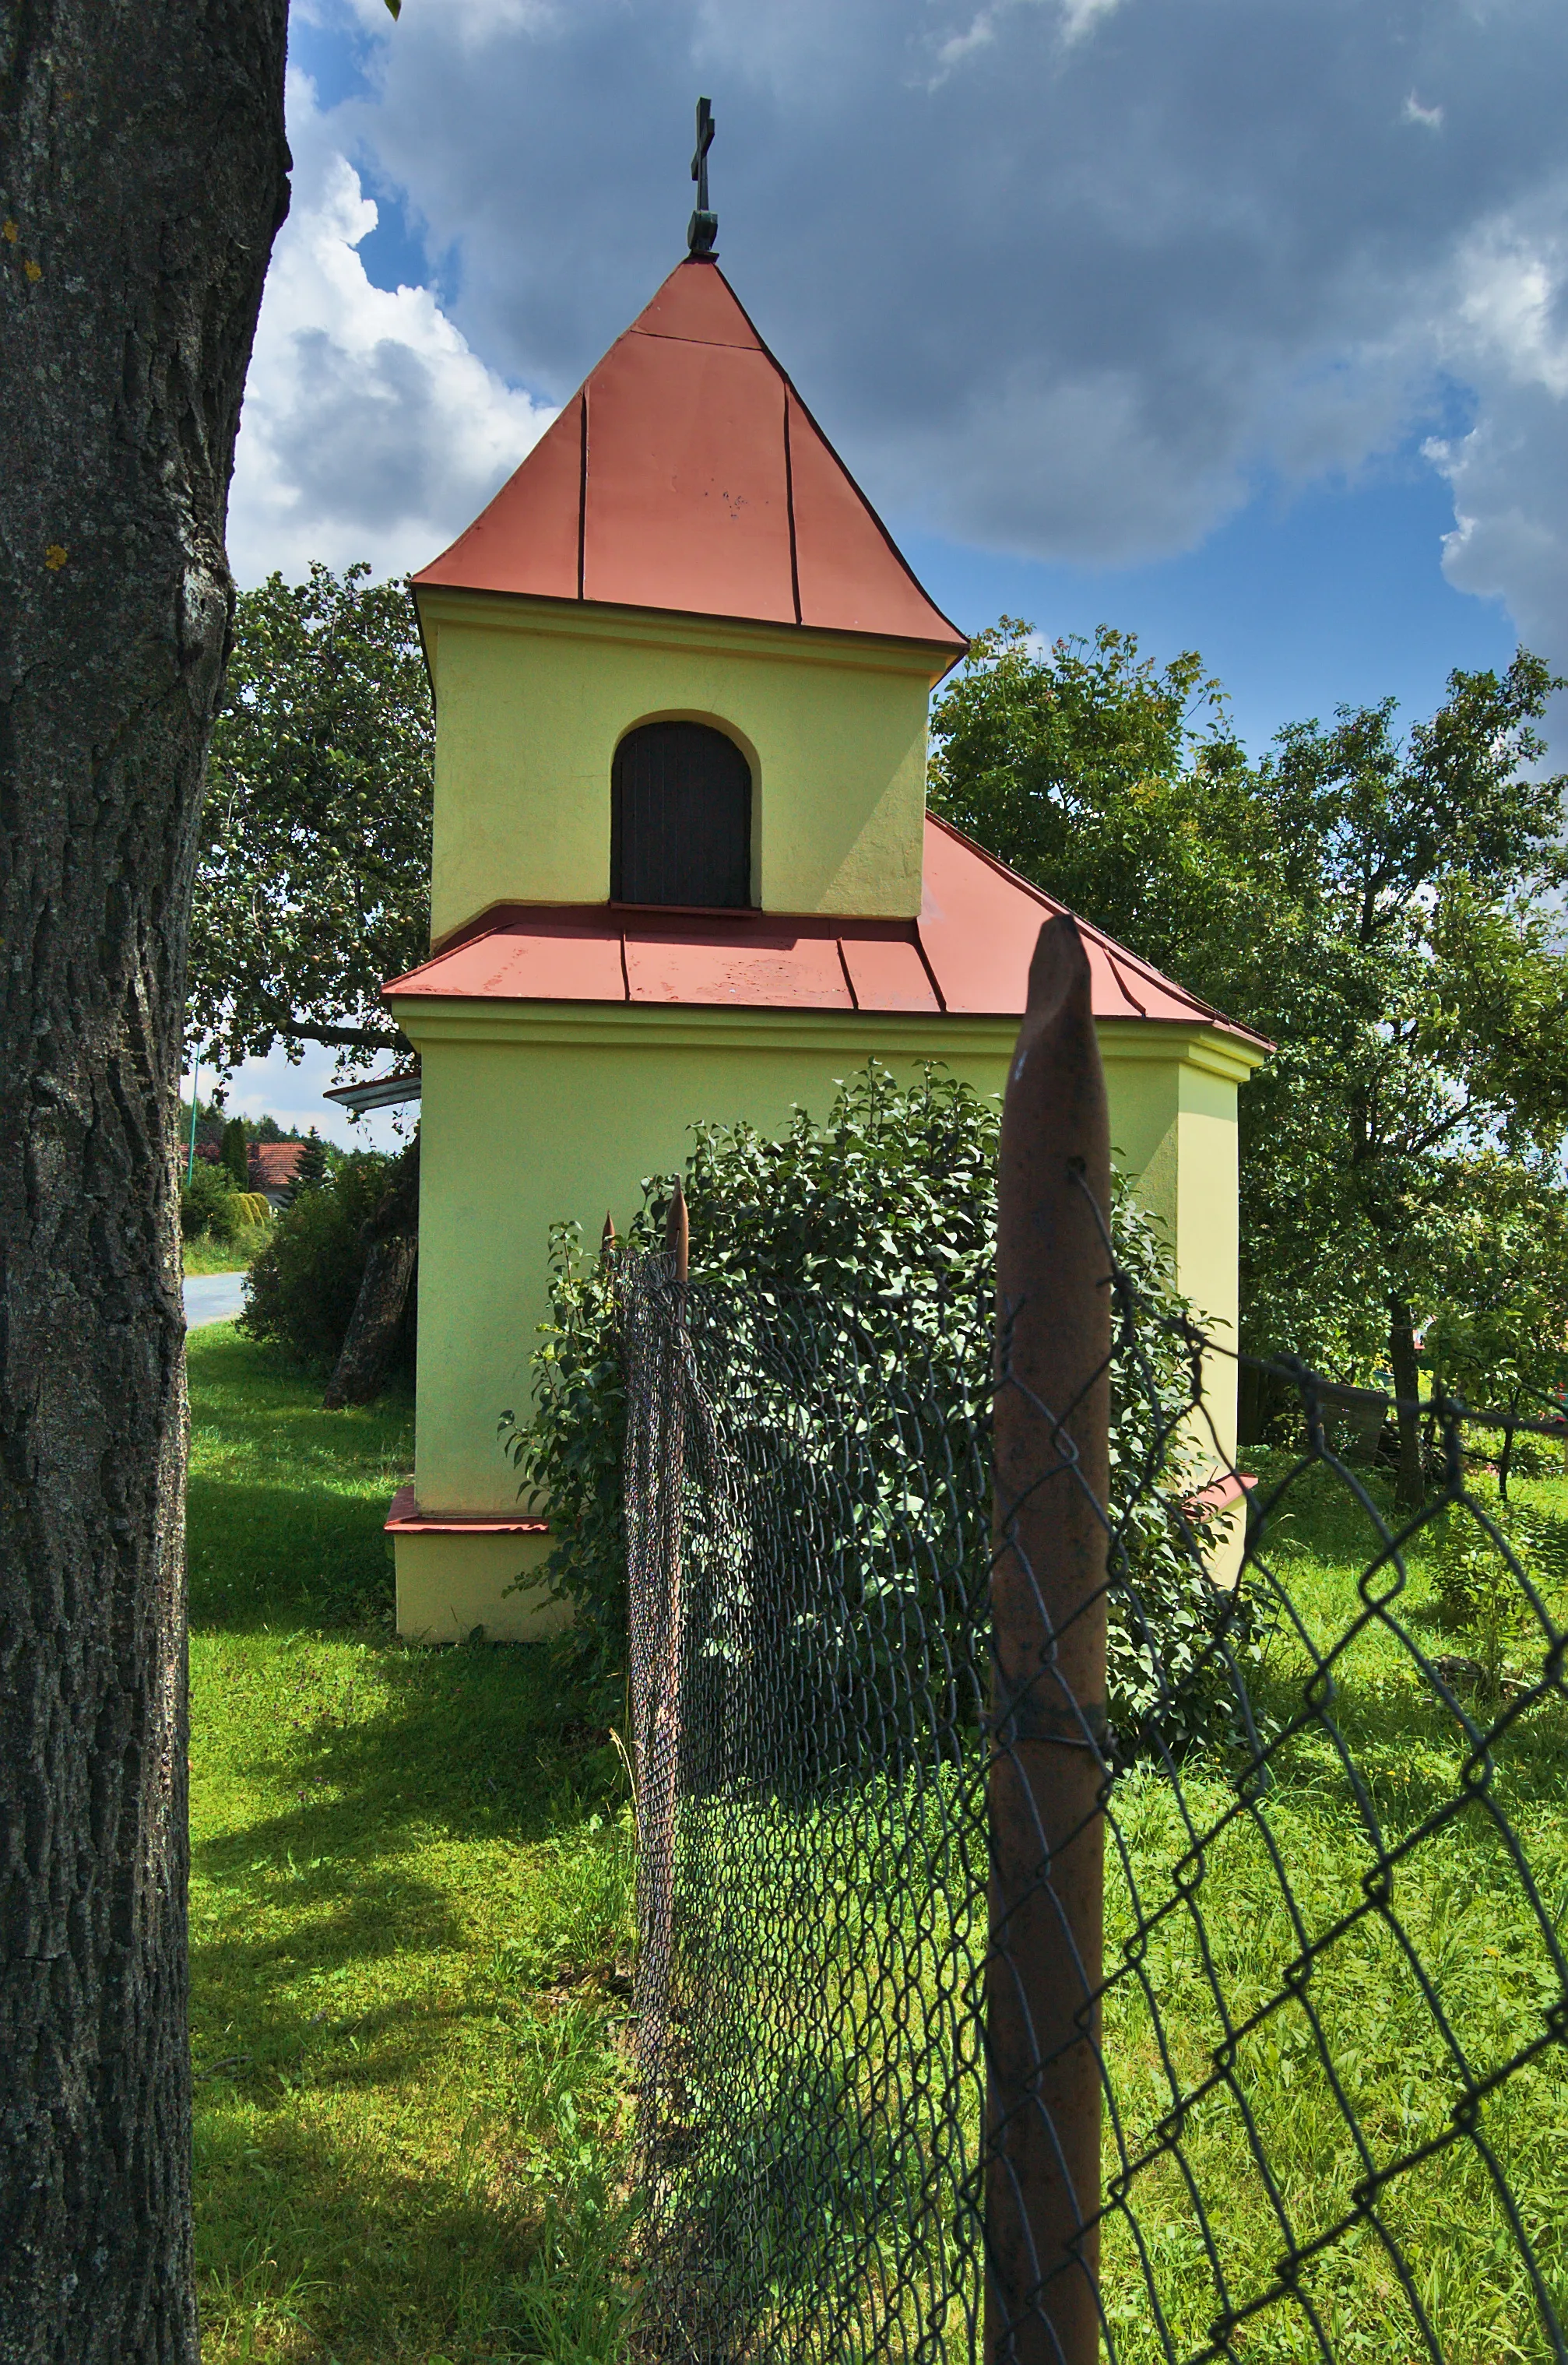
[181,1158,238,1243]
[241,1151,412,1374]
[1430,1478,1568,1691]
[230,1190,272,1229]
[505,1061,1264,1752]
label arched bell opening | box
[610,719,754,908]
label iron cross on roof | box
[687,95,718,257]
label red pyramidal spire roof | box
[413,258,967,655]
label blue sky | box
[902,466,1517,763]
[216,0,1568,1137]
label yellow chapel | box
[378,248,1266,1641]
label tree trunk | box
[323,1133,420,1410]
[1388,1298,1424,1513]
[0,9,289,2361]
[1497,1385,1521,1503]
[322,1235,418,1409]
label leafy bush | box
[181,1158,238,1244]
[241,1151,413,1375]
[231,1190,272,1229]
[505,1062,1262,1752]
[1430,1479,1568,1692]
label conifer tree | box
[220,1115,250,1190]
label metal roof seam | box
[924,814,1267,1045]
[780,381,968,655]
[912,923,949,1014]
[628,326,758,350]
[1099,939,1151,1020]
[782,387,803,628]
[576,390,587,600]
[410,258,967,651]
[381,820,1270,1049]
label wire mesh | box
[621,1211,1568,2365]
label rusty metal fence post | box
[987,916,1112,2365]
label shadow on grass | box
[195,1637,623,1861]
[188,1323,416,1630]
[195,2087,603,2362]
[187,1331,638,2360]
[188,1472,408,1629]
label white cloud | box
[927,0,1120,81]
[329,0,557,40]
[268,0,1568,682]
[1058,0,1122,40]
[881,362,1257,563]
[227,72,554,587]
[1426,192,1568,660]
[185,1042,408,1152]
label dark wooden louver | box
[611,721,753,908]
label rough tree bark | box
[0,9,289,2360]
[322,1133,420,1410]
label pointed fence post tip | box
[1025,912,1092,1022]
[600,1211,617,1260]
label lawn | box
[189,1327,1567,2362]
[185,1223,272,1276]
[630,1448,1568,2363]
[1094,1446,1568,2363]
[187,1327,637,2363]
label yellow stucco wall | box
[413,589,949,939]
[389,996,1260,1642]
[393,1527,570,1647]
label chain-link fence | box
[622,924,1568,2365]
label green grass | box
[187,1327,638,2363]
[190,1327,1567,2360]
[635,1454,1568,2363]
[1096,1452,1568,2363]
[185,1224,271,1276]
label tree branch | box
[285,1021,408,1051]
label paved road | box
[184,1272,247,1329]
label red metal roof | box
[385,817,1267,1047]
[412,258,966,655]
[249,1141,305,1190]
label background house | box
[248,1140,306,1214]
[385,251,1267,1642]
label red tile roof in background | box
[250,1142,305,1191]
[412,259,967,656]
[385,816,1267,1048]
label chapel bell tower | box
[408,123,968,953]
